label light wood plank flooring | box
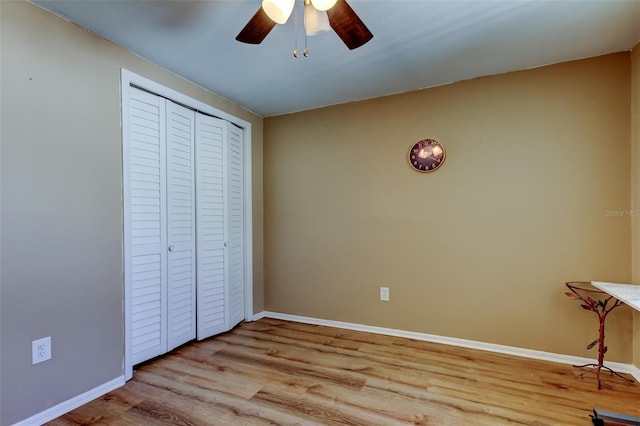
[48,318,640,425]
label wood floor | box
[48,318,640,425]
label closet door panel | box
[166,102,197,350]
[126,88,168,365]
[227,124,245,328]
[196,115,229,340]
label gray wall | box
[0,1,263,424]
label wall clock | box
[408,139,446,172]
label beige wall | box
[0,1,263,424]
[632,42,640,370]
[264,53,633,361]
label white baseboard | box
[12,376,125,426]
[252,310,267,321]
[257,311,639,379]
[631,364,640,383]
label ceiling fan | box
[236,0,373,51]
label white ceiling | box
[32,0,640,117]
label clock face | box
[408,139,446,173]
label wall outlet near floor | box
[32,336,52,365]
[380,287,390,302]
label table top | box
[592,281,640,311]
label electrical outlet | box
[380,287,390,302]
[32,337,51,365]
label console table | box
[589,281,640,426]
[565,282,631,390]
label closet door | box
[166,101,197,350]
[227,124,245,328]
[125,87,168,365]
[195,115,229,339]
[123,72,252,379]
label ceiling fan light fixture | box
[310,0,337,12]
[262,0,295,24]
[304,0,330,36]
[237,0,372,50]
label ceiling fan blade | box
[326,0,373,50]
[236,7,277,44]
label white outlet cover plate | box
[380,287,390,301]
[32,336,51,365]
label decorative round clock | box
[408,138,446,172]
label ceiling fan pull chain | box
[304,29,309,57]
[293,0,299,57]
[303,4,309,56]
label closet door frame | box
[121,69,253,380]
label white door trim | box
[121,69,253,380]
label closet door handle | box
[224,241,229,247]
[168,245,175,252]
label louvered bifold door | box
[166,101,197,351]
[125,87,168,365]
[195,114,229,340]
[227,124,245,328]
